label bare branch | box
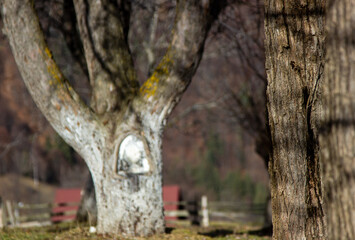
[167,97,226,127]
[74,0,139,114]
[1,0,104,167]
[143,8,159,76]
[136,0,227,122]
[0,131,24,160]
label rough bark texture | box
[264,1,326,239]
[73,0,138,114]
[1,0,225,236]
[319,0,355,239]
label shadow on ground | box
[197,225,272,238]
[199,229,234,237]
[247,225,272,236]
[165,227,174,234]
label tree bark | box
[265,1,326,239]
[319,0,355,239]
[76,173,97,224]
[73,0,138,114]
[88,114,166,236]
[1,0,226,236]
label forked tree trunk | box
[1,0,226,236]
[319,0,355,239]
[265,1,326,239]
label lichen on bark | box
[140,56,174,99]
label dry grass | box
[0,222,271,240]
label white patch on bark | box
[117,134,150,175]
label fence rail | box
[0,196,267,228]
[209,202,266,212]
[1,200,52,227]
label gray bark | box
[73,0,138,114]
[1,0,226,236]
[319,0,355,239]
[265,1,326,239]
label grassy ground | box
[0,222,271,240]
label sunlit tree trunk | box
[265,1,326,239]
[319,0,355,239]
[1,0,226,236]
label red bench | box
[51,188,82,223]
[51,186,182,223]
[163,185,181,221]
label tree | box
[264,1,326,239]
[216,0,270,167]
[1,0,226,236]
[319,0,355,239]
[196,1,272,227]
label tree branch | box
[73,0,139,114]
[0,131,24,160]
[136,0,227,122]
[1,0,104,168]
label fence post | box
[201,195,209,227]
[6,201,15,226]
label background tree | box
[187,1,272,226]
[264,1,326,239]
[215,0,270,166]
[320,0,355,239]
[1,0,226,236]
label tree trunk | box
[265,1,326,239]
[1,0,226,236]
[89,117,165,236]
[76,129,164,234]
[319,0,355,239]
[93,170,164,236]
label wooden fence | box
[0,196,267,228]
[208,201,267,224]
[164,200,201,226]
[0,200,52,228]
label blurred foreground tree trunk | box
[265,1,326,239]
[319,0,355,239]
[1,0,226,236]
